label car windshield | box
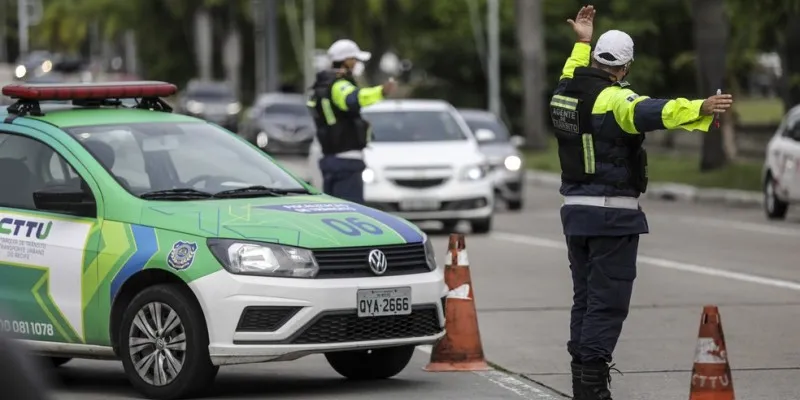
[64,122,306,198]
[462,116,510,143]
[187,85,233,100]
[363,111,468,142]
[263,102,310,117]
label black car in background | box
[239,92,315,155]
[177,80,241,132]
[458,108,527,210]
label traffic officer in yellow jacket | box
[550,5,733,400]
[307,39,396,204]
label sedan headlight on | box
[460,165,486,181]
[422,234,437,271]
[504,155,522,171]
[362,168,376,183]
[14,65,26,79]
[186,100,204,114]
[227,102,242,115]
[208,239,319,278]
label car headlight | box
[227,102,242,115]
[460,165,486,181]
[422,234,437,271]
[186,100,204,114]
[362,168,376,183]
[208,239,319,278]
[14,65,26,78]
[504,155,522,171]
[256,132,269,148]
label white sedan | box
[763,105,800,219]
[308,99,495,233]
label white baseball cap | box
[327,39,372,62]
[592,30,634,66]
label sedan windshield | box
[463,117,510,143]
[65,122,306,198]
[363,111,468,142]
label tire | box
[441,220,459,234]
[325,346,415,380]
[764,173,789,220]
[50,357,71,367]
[471,217,493,234]
[119,284,218,400]
[507,199,523,211]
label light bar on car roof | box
[1,81,177,101]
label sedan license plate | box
[399,198,440,211]
[357,287,412,317]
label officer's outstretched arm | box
[610,89,715,134]
[555,42,591,93]
[331,79,384,113]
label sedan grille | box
[313,243,430,278]
[391,178,447,189]
[290,305,442,344]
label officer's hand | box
[382,78,397,96]
[700,94,734,115]
[567,5,595,42]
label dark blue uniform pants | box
[566,234,639,364]
[319,156,366,204]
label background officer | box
[550,5,733,400]
[307,39,396,204]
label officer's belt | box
[562,195,639,210]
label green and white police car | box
[0,82,446,399]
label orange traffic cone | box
[424,233,489,372]
[689,305,735,399]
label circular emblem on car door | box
[367,249,388,275]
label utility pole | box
[487,0,500,116]
[253,0,266,93]
[303,0,315,92]
[264,0,279,92]
[17,0,28,55]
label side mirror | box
[510,135,525,147]
[33,185,96,218]
[474,128,496,142]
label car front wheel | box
[119,284,218,400]
[325,346,415,380]
[764,173,789,220]
[471,217,493,234]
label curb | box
[524,170,763,209]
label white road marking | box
[674,216,800,237]
[415,346,564,399]
[490,231,800,292]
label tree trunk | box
[691,0,729,171]
[515,0,547,150]
[780,13,800,110]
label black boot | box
[571,362,585,400]
[580,361,621,400]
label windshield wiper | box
[213,185,310,198]
[139,188,214,200]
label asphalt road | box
[47,156,800,399]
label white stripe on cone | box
[447,283,471,300]
[444,250,470,266]
[694,338,728,364]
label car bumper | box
[189,269,448,366]
[262,136,313,154]
[364,177,494,221]
[490,168,525,201]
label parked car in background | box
[241,92,315,155]
[763,104,800,219]
[308,99,495,233]
[177,80,241,131]
[458,108,526,210]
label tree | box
[515,0,547,150]
[691,0,729,171]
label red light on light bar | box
[1,81,177,101]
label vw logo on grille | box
[367,249,388,275]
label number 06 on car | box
[357,287,412,317]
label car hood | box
[478,143,519,164]
[365,141,484,168]
[138,195,425,248]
